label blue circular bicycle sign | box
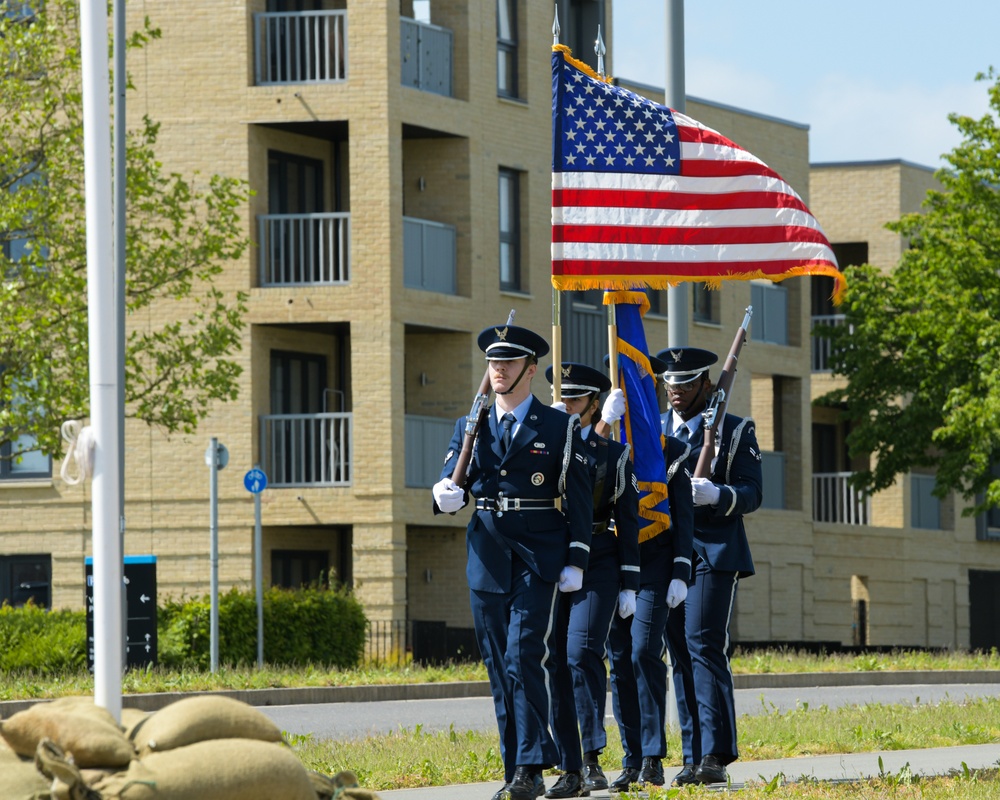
[243,468,268,494]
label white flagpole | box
[81,0,124,721]
[665,0,688,348]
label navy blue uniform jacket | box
[585,432,640,592]
[437,397,593,593]
[682,412,762,577]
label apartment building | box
[4,1,999,653]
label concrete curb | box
[3,670,998,718]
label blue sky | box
[612,1,999,168]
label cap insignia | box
[562,365,572,378]
[495,326,508,341]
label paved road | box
[261,682,1000,740]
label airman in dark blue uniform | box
[604,354,694,793]
[656,346,763,787]
[542,363,640,798]
[433,325,593,800]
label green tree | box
[0,1,249,460]
[821,67,1000,514]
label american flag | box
[551,45,845,301]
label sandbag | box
[119,708,151,741]
[0,701,135,768]
[0,746,52,799]
[129,695,283,754]
[92,738,317,800]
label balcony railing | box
[811,313,848,372]
[403,216,456,294]
[260,413,351,487]
[400,17,453,97]
[254,10,347,85]
[813,471,870,525]
[258,213,350,287]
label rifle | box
[451,309,516,488]
[693,306,753,479]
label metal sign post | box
[244,467,268,668]
[205,438,229,673]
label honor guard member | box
[602,354,694,792]
[542,363,640,798]
[656,346,763,787]
[432,325,593,800]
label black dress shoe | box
[671,764,697,786]
[582,762,608,791]
[638,756,664,786]
[608,767,640,793]
[693,754,729,785]
[491,784,511,800]
[508,766,546,800]
[545,770,589,798]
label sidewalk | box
[379,744,1000,798]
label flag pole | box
[551,7,562,404]
[665,0,688,347]
[603,300,619,441]
[552,287,562,402]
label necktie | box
[676,424,690,442]
[501,413,515,453]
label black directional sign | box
[85,555,158,670]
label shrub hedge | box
[158,585,367,669]
[0,602,87,673]
[0,585,367,672]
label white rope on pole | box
[60,420,96,485]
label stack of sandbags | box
[2,694,383,800]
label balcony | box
[403,216,456,294]
[258,213,350,287]
[254,10,347,85]
[811,313,848,372]
[260,413,351,487]
[400,17,453,97]
[813,472,870,525]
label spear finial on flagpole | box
[552,5,561,46]
[595,25,606,78]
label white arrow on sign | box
[140,594,150,603]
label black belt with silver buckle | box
[593,520,610,535]
[475,497,556,512]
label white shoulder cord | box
[60,420,96,485]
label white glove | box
[551,401,567,413]
[600,389,625,425]
[432,478,465,513]
[666,579,688,609]
[617,589,636,618]
[558,565,584,593]
[691,476,721,506]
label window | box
[496,0,517,98]
[0,555,50,608]
[692,285,719,324]
[976,464,1000,541]
[0,369,50,480]
[272,549,329,589]
[498,168,521,291]
[751,281,788,345]
[910,473,941,530]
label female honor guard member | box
[432,325,593,800]
[543,363,640,798]
[603,354,694,792]
[656,346,763,787]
